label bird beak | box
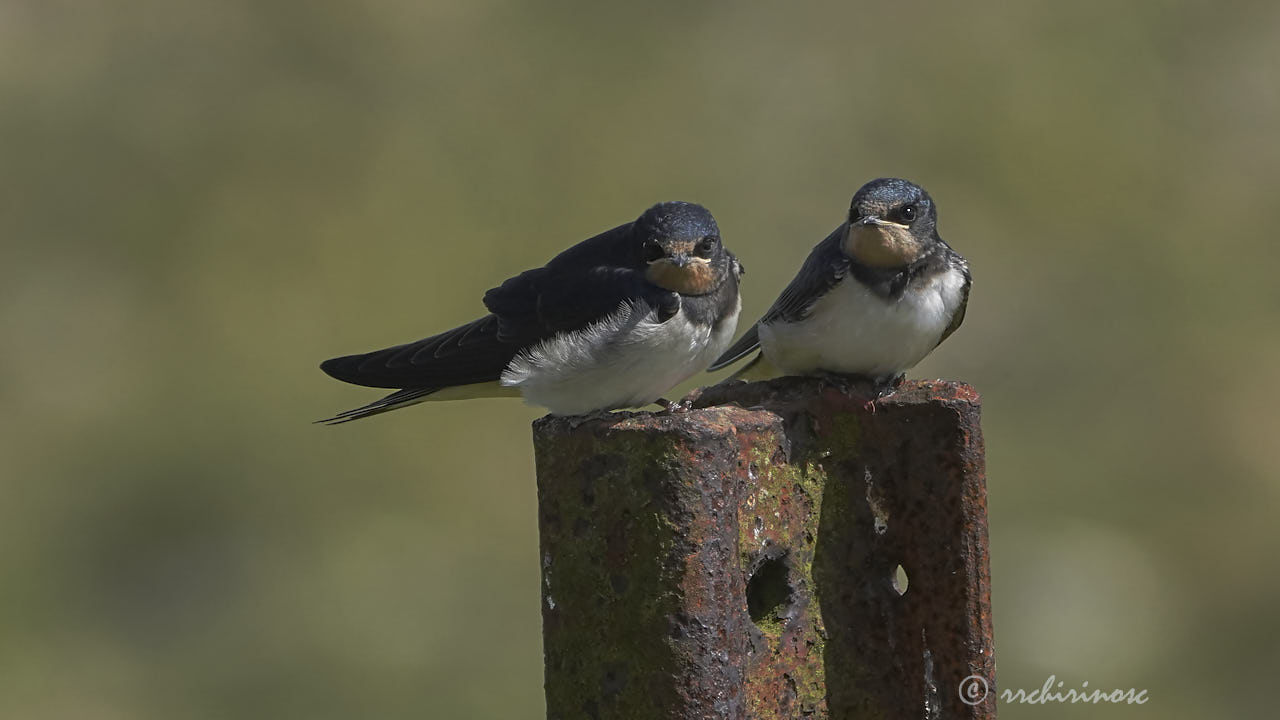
[856,216,908,229]
[665,253,692,268]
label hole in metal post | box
[747,555,792,624]
[892,564,909,596]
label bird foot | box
[655,396,695,414]
[817,372,904,413]
[864,375,907,411]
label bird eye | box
[695,236,717,256]
[899,205,917,222]
[643,240,664,262]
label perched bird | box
[318,202,743,423]
[708,178,969,393]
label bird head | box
[843,178,939,268]
[636,201,727,295]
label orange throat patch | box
[844,223,924,268]
[646,259,717,295]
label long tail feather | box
[725,353,781,383]
[315,387,438,425]
[707,324,761,372]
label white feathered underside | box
[758,266,966,380]
[501,298,740,415]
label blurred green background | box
[3,0,1278,717]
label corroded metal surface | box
[533,378,994,719]
[534,407,779,719]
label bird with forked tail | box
[708,178,969,397]
[318,202,744,423]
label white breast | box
[500,297,741,415]
[758,267,966,380]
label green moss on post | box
[533,378,994,720]
[535,407,780,719]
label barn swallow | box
[708,178,969,392]
[318,202,744,423]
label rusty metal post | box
[532,378,994,719]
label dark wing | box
[483,218,679,336]
[484,264,678,343]
[935,254,971,348]
[708,225,847,371]
[321,222,676,391]
[760,225,849,324]
[707,323,759,371]
[319,314,516,390]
